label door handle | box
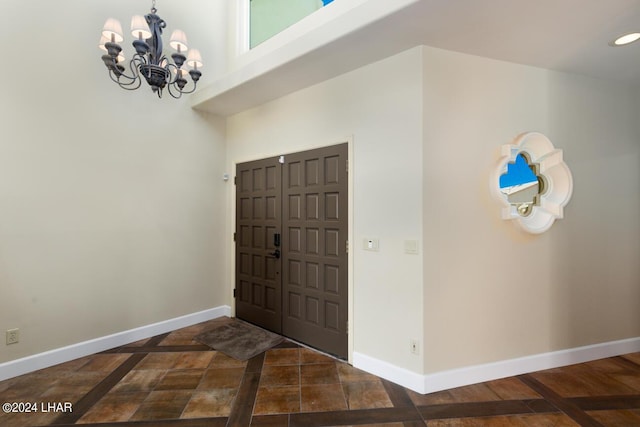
[268,249,281,259]
[269,233,281,258]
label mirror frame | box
[491,132,573,234]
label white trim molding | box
[353,351,425,393]
[0,306,231,382]
[355,337,640,394]
[234,0,250,57]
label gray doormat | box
[195,318,285,361]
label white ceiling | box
[193,0,640,115]
[389,0,640,84]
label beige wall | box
[226,44,640,377]
[226,47,425,373]
[421,46,640,373]
[0,0,228,364]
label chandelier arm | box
[117,57,148,89]
[175,81,198,95]
[164,63,179,83]
[166,64,187,87]
[164,63,199,97]
[108,69,134,86]
[112,60,142,90]
[166,77,180,98]
[125,56,144,81]
[165,63,185,98]
[103,56,135,84]
[114,73,143,91]
[108,68,137,85]
[105,55,144,87]
[108,74,140,90]
[166,82,183,99]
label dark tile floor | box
[0,317,639,426]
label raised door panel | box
[235,157,282,333]
[282,143,348,358]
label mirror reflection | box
[499,153,544,216]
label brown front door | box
[235,144,348,359]
[235,156,283,333]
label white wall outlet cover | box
[491,132,573,234]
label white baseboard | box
[354,336,640,394]
[353,351,425,393]
[0,305,231,382]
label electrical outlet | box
[410,339,419,355]
[6,328,19,345]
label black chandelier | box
[100,0,203,98]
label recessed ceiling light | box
[611,32,640,46]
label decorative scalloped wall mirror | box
[491,132,573,234]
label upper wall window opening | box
[250,0,335,48]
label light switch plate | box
[404,240,419,254]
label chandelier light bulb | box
[169,30,188,53]
[177,69,188,81]
[186,49,203,69]
[130,15,152,40]
[102,18,124,43]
